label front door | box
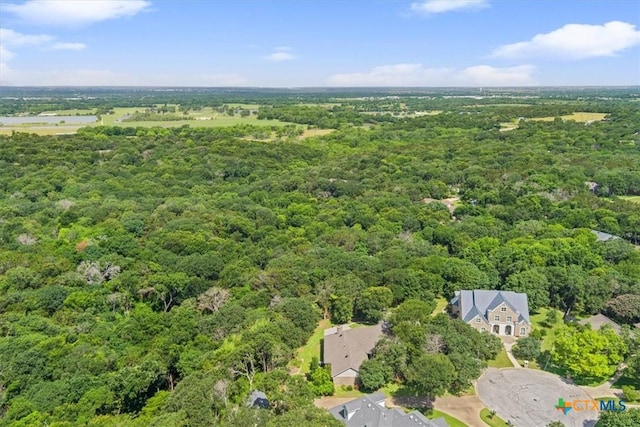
[493,324,500,334]
[505,325,512,335]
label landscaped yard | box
[480,408,509,427]
[332,387,365,398]
[292,318,330,375]
[428,410,468,427]
[529,307,564,352]
[488,348,513,368]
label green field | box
[0,106,294,135]
[530,112,607,122]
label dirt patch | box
[314,396,357,409]
[434,395,486,427]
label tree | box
[504,269,549,310]
[330,295,353,324]
[621,385,640,402]
[551,325,627,379]
[356,287,393,323]
[511,336,542,361]
[405,353,455,397]
[358,359,393,391]
[605,294,640,324]
[596,408,640,426]
[547,422,565,427]
[308,366,334,396]
[389,299,434,326]
[197,286,230,313]
[276,298,321,335]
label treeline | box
[0,95,639,425]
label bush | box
[512,336,542,361]
[622,385,640,402]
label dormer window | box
[501,307,507,312]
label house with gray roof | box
[450,290,531,337]
[329,392,449,427]
[323,324,383,386]
[591,230,620,242]
[579,313,622,334]
[245,390,270,409]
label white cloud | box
[266,51,295,62]
[327,63,535,86]
[492,21,640,59]
[4,0,151,26]
[0,45,15,61]
[0,28,86,66]
[274,46,292,51]
[50,42,87,51]
[0,28,53,46]
[411,0,489,14]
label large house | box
[450,290,531,337]
[322,324,383,386]
[329,392,449,427]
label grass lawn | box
[529,307,564,352]
[619,195,640,204]
[293,319,330,375]
[488,348,513,368]
[432,298,448,316]
[428,410,468,427]
[332,387,365,398]
[480,408,509,427]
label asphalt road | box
[477,368,599,427]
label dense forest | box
[0,88,639,426]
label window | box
[475,318,481,323]
[506,316,513,322]
[520,327,526,336]
[501,307,507,312]
[481,327,486,332]
[494,315,500,321]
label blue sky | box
[1,0,639,86]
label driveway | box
[477,368,598,427]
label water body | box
[0,115,98,125]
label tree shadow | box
[387,384,435,411]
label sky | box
[0,0,639,87]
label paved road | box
[477,368,598,427]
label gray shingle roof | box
[591,230,620,242]
[454,290,530,324]
[579,314,621,334]
[323,324,383,377]
[329,394,449,427]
